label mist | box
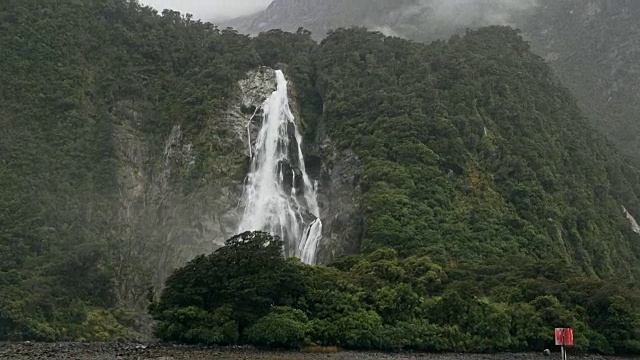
[416,0,538,27]
[140,0,272,20]
[367,0,539,40]
[402,0,537,27]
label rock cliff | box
[109,66,362,298]
[109,68,281,297]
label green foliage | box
[150,231,305,342]
[153,305,238,345]
[315,26,640,281]
[3,0,640,347]
[520,0,640,161]
[154,232,640,354]
[0,0,261,340]
[246,307,309,349]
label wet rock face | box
[279,73,364,265]
[110,68,279,297]
[280,160,304,194]
[314,125,364,264]
[235,67,278,157]
[167,69,279,249]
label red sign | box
[555,328,574,346]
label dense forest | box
[152,231,640,354]
[522,0,640,161]
[311,26,640,275]
[1,0,640,352]
[0,0,263,340]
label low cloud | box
[427,0,538,27]
[140,0,272,20]
[376,0,538,40]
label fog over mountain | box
[141,0,271,20]
[224,0,539,40]
[388,0,538,29]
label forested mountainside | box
[311,26,640,277]
[1,0,640,345]
[523,0,640,161]
[1,0,265,340]
[227,0,640,160]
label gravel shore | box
[0,343,622,360]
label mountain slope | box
[312,26,640,277]
[226,0,413,38]
[0,0,264,340]
[226,0,640,161]
[1,0,640,341]
[524,0,640,160]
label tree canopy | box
[151,231,640,354]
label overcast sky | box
[140,0,272,20]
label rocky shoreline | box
[0,343,624,360]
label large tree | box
[150,231,306,341]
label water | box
[238,70,322,264]
[623,206,640,235]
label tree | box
[246,306,309,349]
[151,231,306,340]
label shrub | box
[246,306,309,349]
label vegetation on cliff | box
[314,26,640,278]
[1,0,640,346]
[521,0,640,161]
[0,0,260,341]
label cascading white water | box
[238,70,322,264]
[623,206,640,236]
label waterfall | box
[237,70,322,264]
[623,206,640,236]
